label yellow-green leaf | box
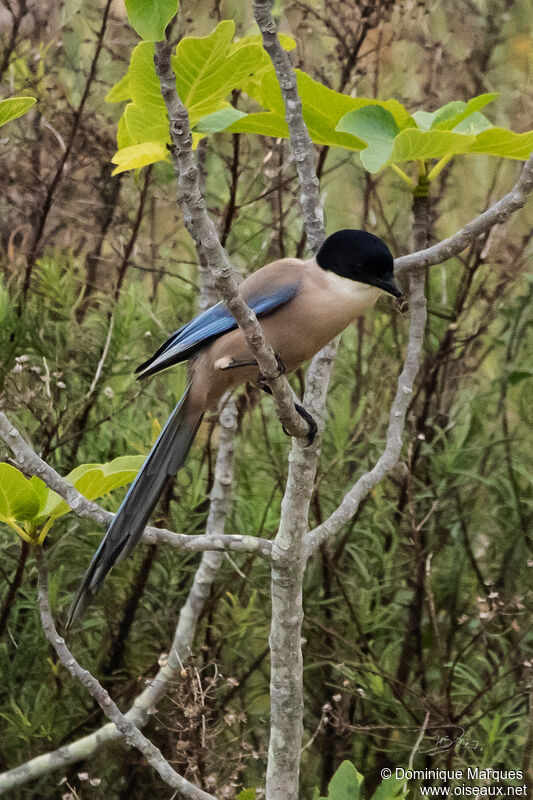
[105,73,131,103]
[111,141,169,175]
[0,96,37,128]
[465,127,533,159]
[391,128,476,164]
[38,455,145,520]
[122,42,169,145]
[0,464,43,523]
[171,20,264,123]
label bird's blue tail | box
[66,385,203,627]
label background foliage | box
[1,0,532,798]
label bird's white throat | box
[323,269,381,303]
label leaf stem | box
[3,519,34,543]
[427,153,454,182]
[37,518,54,545]
[389,163,416,190]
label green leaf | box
[105,73,131,103]
[327,761,364,800]
[112,141,169,174]
[193,106,246,133]
[466,127,533,159]
[336,105,399,172]
[431,92,499,130]
[124,0,178,42]
[370,776,406,800]
[0,97,37,128]
[412,110,436,131]
[30,476,50,517]
[0,464,44,524]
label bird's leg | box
[257,353,286,391]
[258,359,317,447]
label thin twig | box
[85,315,114,399]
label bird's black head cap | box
[316,229,401,297]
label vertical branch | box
[114,166,152,302]
[394,188,431,695]
[251,5,329,798]
[196,138,218,311]
[252,0,325,252]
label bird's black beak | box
[374,274,403,298]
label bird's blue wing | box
[135,283,300,379]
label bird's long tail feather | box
[66,385,203,627]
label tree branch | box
[251,4,331,798]
[394,152,533,273]
[0,412,271,558]
[0,396,240,793]
[305,268,427,556]
[252,0,326,252]
[153,40,309,441]
[34,549,217,800]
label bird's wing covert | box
[135,282,300,379]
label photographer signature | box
[420,727,482,756]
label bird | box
[66,229,401,626]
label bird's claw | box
[281,403,317,446]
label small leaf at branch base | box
[0,97,37,127]
[431,92,499,130]
[125,0,178,42]
[0,464,45,525]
